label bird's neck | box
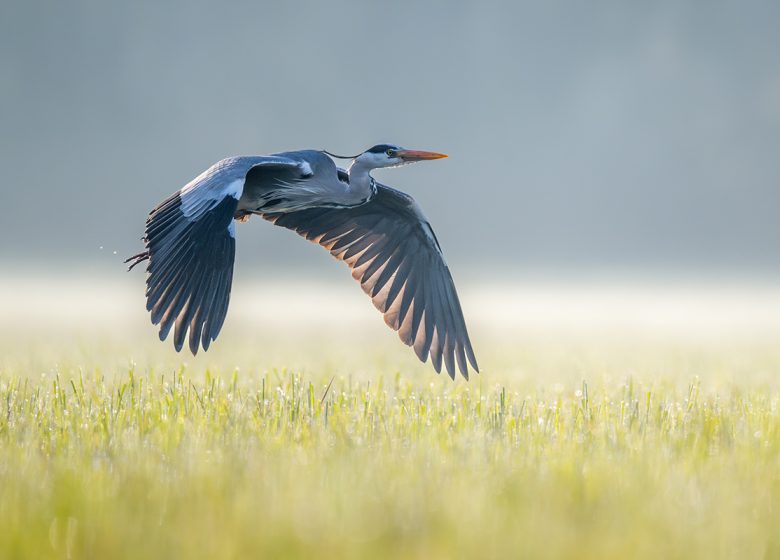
[345,160,377,204]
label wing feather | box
[128,172,241,354]
[128,154,320,355]
[265,183,478,379]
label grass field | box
[1,278,780,559]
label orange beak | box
[396,149,448,161]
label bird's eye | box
[386,149,396,157]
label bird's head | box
[357,144,448,169]
[325,144,448,171]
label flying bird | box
[126,145,478,379]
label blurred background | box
[1,0,779,371]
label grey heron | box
[126,145,478,379]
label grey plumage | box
[127,144,478,379]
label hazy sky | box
[1,0,778,277]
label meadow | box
[1,277,779,559]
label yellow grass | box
[1,277,779,559]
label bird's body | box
[127,145,478,379]
[236,150,373,214]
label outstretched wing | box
[127,156,304,354]
[264,183,479,379]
